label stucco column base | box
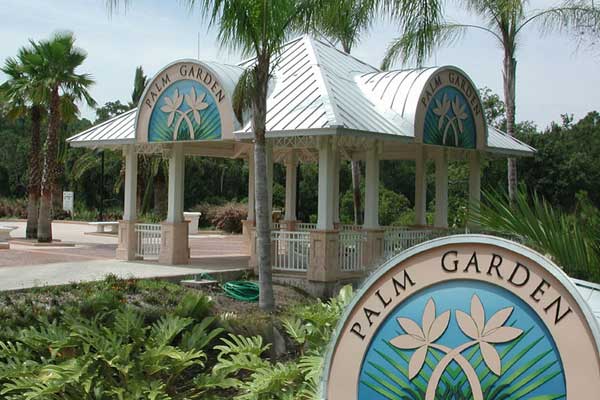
[158,221,190,265]
[281,220,299,231]
[116,220,138,261]
[363,229,385,269]
[308,230,340,282]
[242,220,255,255]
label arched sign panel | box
[135,60,235,143]
[415,67,486,150]
[322,235,600,399]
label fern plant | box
[0,302,223,399]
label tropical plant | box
[29,32,95,242]
[382,0,600,202]
[0,308,223,399]
[1,45,47,238]
[471,187,600,282]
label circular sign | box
[322,235,600,399]
[135,59,235,143]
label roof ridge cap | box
[303,36,341,127]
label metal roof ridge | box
[66,108,136,142]
[302,35,341,129]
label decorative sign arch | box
[415,67,487,150]
[135,59,235,143]
[322,235,600,399]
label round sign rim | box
[320,234,600,398]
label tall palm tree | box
[29,32,95,242]
[315,0,375,225]
[1,46,47,239]
[382,0,600,202]
[190,0,321,311]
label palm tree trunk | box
[351,160,362,225]
[26,106,42,239]
[503,53,517,202]
[38,87,61,242]
[253,56,275,312]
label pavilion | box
[67,35,534,295]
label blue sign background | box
[149,79,222,142]
[358,280,566,399]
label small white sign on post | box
[63,191,74,214]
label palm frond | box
[471,187,600,282]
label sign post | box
[322,235,600,399]
[62,191,74,215]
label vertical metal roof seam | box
[303,35,340,128]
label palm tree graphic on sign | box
[391,295,523,400]
[161,87,209,140]
[432,94,468,146]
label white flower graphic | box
[160,87,209,140]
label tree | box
[130,66,148,107]
[187,0,320,312]
[30,32,95,242]
[315,0,375,225]
[382,0,600,202]
[1,45,48,239]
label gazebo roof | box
[67,35,534,157]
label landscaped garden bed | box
[0,276,350,399]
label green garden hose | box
[195,273,259,302]
[220,281,259,302]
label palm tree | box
[29,32,95,242]
[382,0,600,202]
[315,0,375,225]
[1,46,47,239]
[189,0,322,311]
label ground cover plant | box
[0,276,349,399]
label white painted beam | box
[434,150,448,228]
[166,143,185,223]
[317,138,334,230]
[364,144,380,229]
[414,147,427,226]
[284,150,298,221]
[123,144,137,221]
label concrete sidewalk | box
[0,259,246,292]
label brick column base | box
[158,221,190,265]
[363,229,385,269]
[281,220,299,231]
[308,230,340,282]
[116,220,138,261]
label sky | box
[1,0,598,130]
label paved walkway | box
[0,220,250,291]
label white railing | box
[384,228,438,259]
[135,223,161,259]
[272,222,281,230]
[297,222,317,231]
[272,230,310,272]
[341,224,362,231]
[339,231,366,272]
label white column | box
[166,143,185,223]
[247,150,255,221]
[266,141,273,224]
[469,152,482,210]
[414,147,427,226]
[284,150,297,221]
[434,150,448,228]
[317,137,334,230]
[123,144,137,221]
[333,151,340,225]
[364,145,379,229]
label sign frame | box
[320,234,600,399]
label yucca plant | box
[470,187,600,282]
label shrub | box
[210,202,248,233]
[0,197,27,219]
